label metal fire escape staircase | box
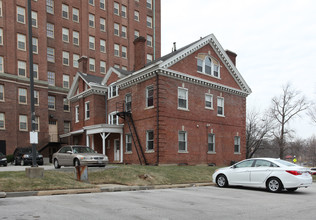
[116,101,148,165]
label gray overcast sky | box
[161,0,316,139]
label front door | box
[114,139,120,161]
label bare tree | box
[269,83,309,159]
[246,109,273,158]
[308,104,316,125]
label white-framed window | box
[146,130,154,151]
[100,18,106,32]
[75,105,79,122]
[0,56,3,73]
[18,61,27,77]
[178,131,187,152]
[89,14,95,28]
[32,11,38,27]
[114,23,119,36]
[100,61,106,74]
[47,23,54,38]
[147,16,152,28]
[100,0,105,10]
[62,28,69,42]
[63,98,70,112]
[122,66,127,71]
[0,84,4,101]
[46,0,54,14]
[62,4,69,19]
[47,71,55,86]
[197,56,220,78]
[234,136,240,153]
[147,0,152,9]
[17,6,26,24]
[126,134,132,152]
[34,116,40,132]
[85,101,90,120]
[147,35,152,47]
[32,37,38,54]
[64,121,71,134]
[100,39,106,53]
[63,74,69,88]
[18,88,27,104]
[134,30,139,39]
[146,85,154,108]
[122,46,127,58]
[217,97,224,116]
[89,0,94,6]
[108,111,119,125]
[114,2,119,15]
[125,93,131,112]
[147,54,153,63]
[108,85,118,98]
[89,58,95,72]
[121,5,127,18]
[114,44,120,57]
[47,47,55,62]
[72,8,79,22]
[73,54,79,68]
[73,31,79,46]
[134,11,139,21]
[62,51,69,66]
[205,94,213,109]
[17,34,26,51]
[89,36,95,50]
[33,64,38,79]
[34,90,39,106]
[0,113,5,129]
[0,28,3,45]
[208,133,215,153]
[121,26,127,38]
[48,95,55,109]
[19,115,28,131]
[0,0,2,17]
[178,88,188,110]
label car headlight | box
[1,158,6,161]
[23,154,30,158]
[38,155,43,158]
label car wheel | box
[216,174,228,187]
[266,177,283,192]
[54,159,61,169]
[74,159,80,167]
[287,188,298,192]
[20,159,25,166]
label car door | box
[250,159,274,186]
[228,159,254,186]
[63,146,74,166]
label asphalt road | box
[1,184,315,220]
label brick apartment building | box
[65,34,252,166]
[0,0,161,157]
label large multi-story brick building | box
[0,0,161,157]
[66,34,251,165]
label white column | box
[102,132,106,155]
[91,135,95,150]
[86,134,89,147]
[120,132,123,163]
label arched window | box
[196,55,220,78]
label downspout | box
[156,71,159,165]
[153,0,156,60]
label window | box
[146,85,154,107]
[108,85,118,98]
[121,5,127,18]
[46,0,54,14]
[17,6,26,24]
[47,47,55,62]
[100,39,106,53]
[114,2,119,15]
[73,54,79,68]
[34,116,39,131]
[33,64,38,79]
[108,112,118,125]
[147,54,153,63]
[205,94,213,109]
[89,0,94,6]
[217,97,224,116]
[89,36,95,50]
[0,28,3,45]
[18,88,27,104]
[62,28,69,42]
[72,8,79,22]
[64,121,70,134]
[0,84,4,101]
[63,74,69,88]
[146,130,154,151]
[75,105,79,122]
[17,34,26,51]
[147,0,152,9]
[32,37,38,54]
[114,44,120,57]
[18,61,27,77]
[147,35,152,47]
[34,90,39,105]
[121,26,127,38]
[73,31,79,46]
[89,58,95,72]
[47,23,54,38]
[197,56,221,78]
[134,30,139,39]
[208,134,215,153]
[89,14,95,28]
[19,115,28,131]
[62,51,69,66]
[122,66,127,71]
[234,136,240,153]
[0,0,2,17]
[100,0,105,10]
[48,95,55,109]
[122,46,127,58]
[235,159,254,168]
[114,23,119,36]
[47,71,55,86]
[178,131,187,152]
[147,16,152,28]
[0,56,3,73]
[134,11,139,21]
[0,113,4,129]
[178,88,188,110]
[125,93,131,112]
[32,11,38,27]
[126,134,132,152]
[62,4,69,19]
[100,61,106,74]
[100,18,106,32]
[85,102,90,120]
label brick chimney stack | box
[78,56,88,73]
[133,36,147,71]
[225,50,237,66]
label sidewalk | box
[0,183,214,198]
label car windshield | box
[72,147,95,154]
[0,152,3,156]
[20,148,33,154]
[274,159,297,167]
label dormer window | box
[197,55,220,78]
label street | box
[0,184,315,220]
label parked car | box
[52,145,108,169]
[310,167,316,175]
[0,152,7,166]
[13,147,43,166]
[212,158,312,192]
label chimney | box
[78,56,88,73]
[225,50,237,66]
[133,36,146,71]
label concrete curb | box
[1,183,214,198]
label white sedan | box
[212,158,312,192]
